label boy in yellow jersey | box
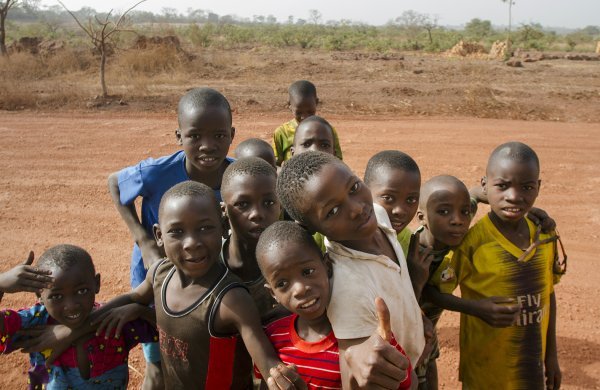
[430,142,563,390]
[272,80,342,166]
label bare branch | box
[114,0,146,28]
[57,0,94,40]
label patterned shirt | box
[0,303,157,389]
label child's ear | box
[315,97,320,106]
[481,176,487,194]
[153,224,164,247]
[230,126,236,141]
[264,283,279,303]
[417,210,426,226]
[175,128,183,145]
[94,273,101,294]
[290,146,295,156]
[537,179,542,191]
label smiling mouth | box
[64,313,82,320]
[198,156,218,163]
[299,298,318,309]
[502,207,523,213]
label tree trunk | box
[100,45,107,97]
[0,11,8,57]
[506,1,512,52]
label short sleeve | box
[118,163,146,205]
[272,126,287,165]
[1,305,48,354]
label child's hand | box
[416,314,435,367]
[344,297,411,389]
[92,303,147,339]
[473,296,519,327]
[545,353,562,389]
[406,230,433,298]
[0,252,53,294]
[527,207,557,234]
[266,363,307,390]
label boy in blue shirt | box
[107,87,235,388]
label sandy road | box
[0,111,599,388]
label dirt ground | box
[1,109,599,388]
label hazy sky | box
[42,0,599,29]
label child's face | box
[262,241,330,321]
[484,158,540,224]
[177,106,235,175]
[39,264,100,329]
[300,162,378,242]
[292,122,335,156]
[155,195,223,280]
[289,95,317,123]
[369,167,420,234]
[419,184,472,249]
[223,174,280,244]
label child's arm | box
[107,172,163,268]
[215,287,306,389]
[423,285,519,327]
[545,292,561,390]
[15,265,156,362]
[405,230,432,301]
[0,251,53,301]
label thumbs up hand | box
[344,297,410,389]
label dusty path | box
[0,111,599,389]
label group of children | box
[0,80,566,390]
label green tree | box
[465,18,493,40]
[1,0,38,56]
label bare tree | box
[58,0,146,97]
[308,9,322,25]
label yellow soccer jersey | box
[437,214,559,390]
[272,119,343,165]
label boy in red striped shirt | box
[256,221,413,389]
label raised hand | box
[406,230,433,299]
[0,252,53,295]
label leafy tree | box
[465,18,493,40]
[1,0,38,56]
[393,10,435,49]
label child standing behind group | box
[431,142,564,389]
[272,80,343,166]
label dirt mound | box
[38,40,66,56]
[132,35,182,50]
[331,52,404,61]
[489,40,508,59]
[8,36,42,54]
[447,40,487,57]
[597,41,600,54]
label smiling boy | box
[107,87,235,387]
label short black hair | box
[419,175,469,210]
[37,244,95,275]
[293,115,334,143]
[276,151,341,225]
[363,150,421,185]
[159,180,221,221]
[487,141,540,174]
[221,157,277,196]
[177,87,232,126]
[288,80,317,100]
[256,221,322,275]
[234,138,275,164]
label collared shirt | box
[325,204,425,366]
